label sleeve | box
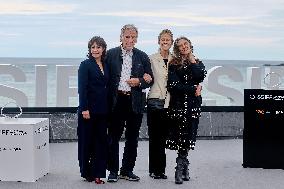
[167,65,196,95]
[138,53,154,89]
[78,61,89,111]
[191,60,207,83]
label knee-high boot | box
[182,157,190,181]
[178,150,190,181]
[175,156,183,184]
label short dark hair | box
[87,36,107,61]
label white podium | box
[0,118,49,182]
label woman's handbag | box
[147,98,165,110]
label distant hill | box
[263,63,284,66]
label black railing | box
[2,106,244,114]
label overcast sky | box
[0,0,284,61]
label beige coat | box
[147,51,172,108]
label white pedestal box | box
[0,118,49,182]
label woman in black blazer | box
[77,36,109,184]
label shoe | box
[149,173,158,179]
[120,171,140,181]
[95,178,105,184]
[107,172,118,182]
[159,173,168,179]
[85,177,94,182]
[149,173,167,179]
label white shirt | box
[118,46,133,92]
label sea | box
[1,57,284,108]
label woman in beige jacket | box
[147,29,173,179]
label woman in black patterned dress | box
[166,36,206,184]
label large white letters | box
[204,66,243,105]
[56,65,78,107]
[35,65,47,107]
[0,65,28,107]
[246,67,261,89]
[1,64,283,107]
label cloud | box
[0,1,77,15]
[84,1,284,29]
[193,36,281,48]
[88,11,249,26]
[150,21,195,27]
[0,0,283,60]
[0,32,21,37]
[137,39,156,45]
[48,41,85,48]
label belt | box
[117,90,131,96]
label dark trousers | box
[147,108,167,174]
[77,114,108,178]
[108,94,143,173]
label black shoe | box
[107,172,118,182]
[149,173,168,179]
[159,173,168,179]
[120,171,140,181]
[149,173,159,179]
[84,177,94,182]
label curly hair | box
[170,36,194,66]
[87,36,107,61]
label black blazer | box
[106,46,153,114]
[78,58,109,114]
[167,61,206,115]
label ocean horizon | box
[1,57,283,65]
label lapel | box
[91,58,104,78]
[116,47,123,77]
[157,53,167,73]
[131,48,137,76]
[154,51,172,75]
[102,60,108,82]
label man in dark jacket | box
[106,24,153,182]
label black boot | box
[182,158,190,181]
[175,157,183,184]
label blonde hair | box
[158,29,174,44]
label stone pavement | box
[1,139,284,189]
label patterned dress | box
[166,60,206,151]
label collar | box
[121,45,133,57]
